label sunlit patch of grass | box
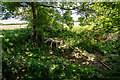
[71,24,94,33]
[63,23,94,34]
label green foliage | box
[62,10,74,29]
[104,55,120,78]
[78,2,120,34]
[2,2,74,29]
[2,28,105,80]
[2,22,120,79]
[3,2,21,11]
[2,2,120,80]
[2,2,22,19]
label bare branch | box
[97,58,112,70]
[25,2,32,6]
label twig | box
[97,58,112,70]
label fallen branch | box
[97,58,112,70]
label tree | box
[2,2,119,43]
[2,2,77,42]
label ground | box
[0,24,112,72]
[2,24,119,79]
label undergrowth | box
[2,26,120,79]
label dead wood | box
[97,58,112,70]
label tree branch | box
[40,4,81,10]
[97,58,112,70]
[25,2,32,6]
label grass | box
[71,24,94,33]
[2,24,120,79]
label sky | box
[71,10,81,21]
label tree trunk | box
[30,2,43,45]
[31,2,37,39]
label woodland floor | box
[2,25,119,79]
[1,25,113,72]
[46,45,112,73]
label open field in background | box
[0,22,82,30]
[0,24,28,30]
